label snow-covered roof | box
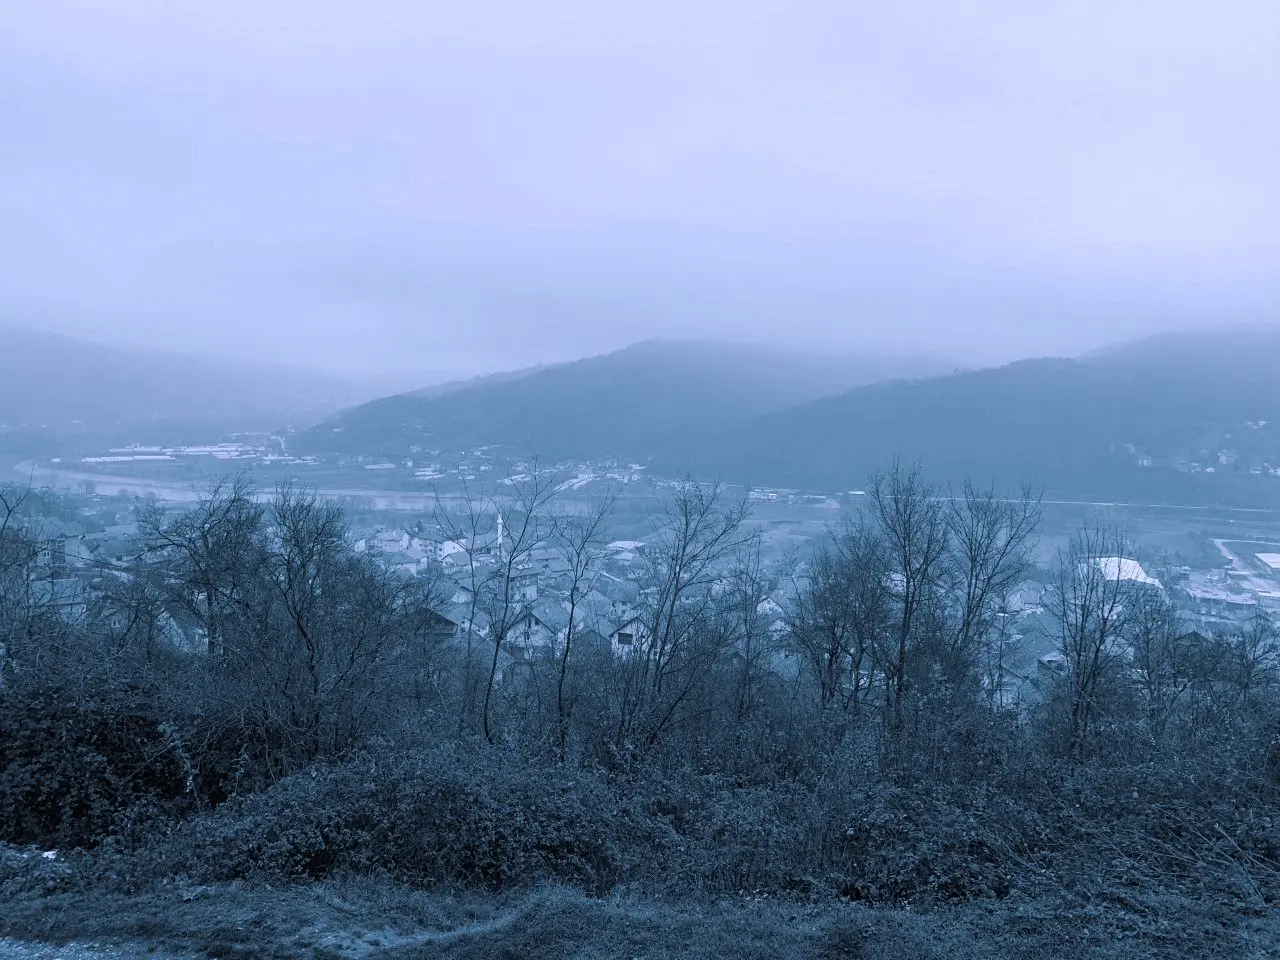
[1094,557,1161,588]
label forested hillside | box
[680,328,1280,501]
[298,339,948,460]
[295,329,1280,507]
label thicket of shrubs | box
[4,718,1271,913]
[0,691,197,850]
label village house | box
[757,596,789,639]
[512,569,539,603]
[1094,557,1163,595]
[607,615,649,654]
[441,550,477,573]
[512,601,568,654]
[30,577,89,623]
[597,574,641,620]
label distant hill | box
[679,327,1280,502]
[0,325,361,447]
[298,339,950,461]
[405,364,550,400]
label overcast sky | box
[4,1,1280,380]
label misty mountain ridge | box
[405,362,553,399]
[683,326,1280,499]
[298,338,951,460]
[300,326,1280,504]
[10,322,1280,505]
[0,325,364,440]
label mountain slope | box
[0,325,359,435]
[405,363,550,400]
[299,339,949,460]
[683,327,1280,499]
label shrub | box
[0,843,80,900]
[0,695,195,850]
[128,746,680,895]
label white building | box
[1094,557,1162,590]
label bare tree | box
[1127,588,1191,744]
[393,561,455,717]
[92,561,171,663]
[835,523,897,713]
[135,479,440,775]
[941,481,1041,687]
[785,539,853,711]
[0,483,89,691]
[1223,611,1279,717]
[139,475,266,662]
[982,598,1020,711]
[719,534,776,727]
[259,485,351,764]
[787,521,891,712]
[476,466,558,744]
[551,487,617,760]
[0,484,30,565]
[1046,525,1136,756]
[0,484,37,688]
[431,479,501,737]
[868,459,950,728]
[612,480,751,755]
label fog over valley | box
[3,3,1280,959]
[5,1,1280,374]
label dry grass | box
[2,876,1277,960]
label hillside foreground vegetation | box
[0,465,1277,958]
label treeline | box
[0,465,1277,914]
